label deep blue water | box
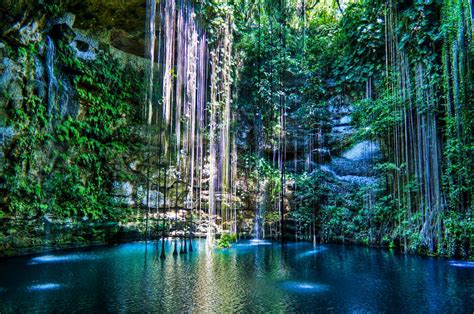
[0,240,472,313]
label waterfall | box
[45,36,58,120]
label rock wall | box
[0,4,161,256]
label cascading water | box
[254,210,262,240]
[45,36,58,120]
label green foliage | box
[327,0,472,258]
[290,171,329,223]
[397,1,442,62]
[234,0,335,151]
[4,39,142,220]
[352,94,402,140]
[334,0,385,94]
[237,152,282,227]
[217,233,237,248]
[198,0,234,44]
[1,0,471,259]
[442,211,472,257]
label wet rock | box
[33,56,46,97]
[70,31,98,61]
[0,58,21,90]
[48,23,76,43]
[320,165,377,186]
[0,127,15,146]
[137,186,164,209]
[331,125,353,135]
[329,157,374,177]
[285,159,319,174]
[342,141,380,161]
[129,160,139,171]
[338,115,351,125]
[0,43,5,59]
[18,21,42,45]
[46,13,76,43]
[0,58,23,108]
[110,29,145,57]
[321,141,381,186]
[312,148,331,163]
[59,78,79,117]
[49,13,76,28]
[112,181,134,206]
[327,96,351,113]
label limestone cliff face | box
[0,1,249,254]
[0,2,151,210]
[1,0,147,56]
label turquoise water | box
[0,240,472,312]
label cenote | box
[1,0,473,312]
[0,240,472,312]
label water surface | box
[0,240,472,312]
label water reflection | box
[449,261,474,268]
[27,283,62,291]
[281,281,330,293]
[296,246,327,258]
[0,240,472,312]
[29,253,99,265]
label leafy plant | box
[217,233,237,248]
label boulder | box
[137,186,164,209]
[112,181,134,206]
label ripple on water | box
[27,283,62,292]
[248,239,272,245]
[29,254,97,265]
[296,247,327,258]
[281,281,330,293]
[448,261,474,268]
[233,240,272,249]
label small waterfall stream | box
[45,35,58,119]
